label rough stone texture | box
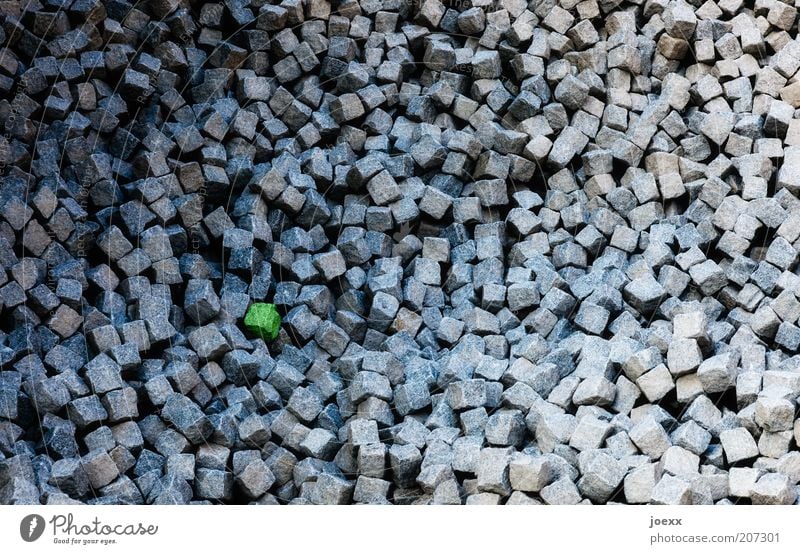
[4,0,800,508]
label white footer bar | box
[1,505,795,553]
